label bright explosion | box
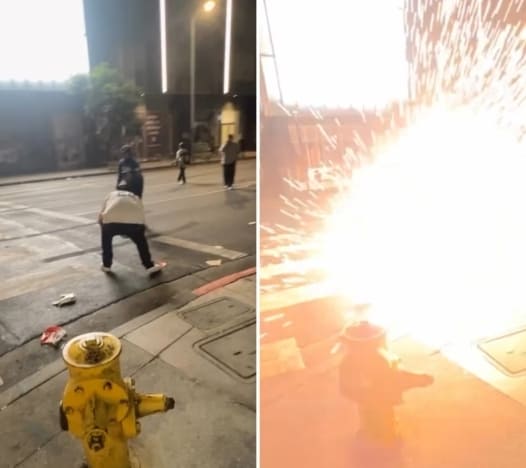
[261,0,526,347]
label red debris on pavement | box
[40,326,67,347]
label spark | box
[261,0,526,346]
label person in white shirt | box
[98,175,164,275]
[175,142,188,184]
[220,134,240,190]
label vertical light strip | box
[160,0,168,93]
[223,0,233,94]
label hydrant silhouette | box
[59,332,175,468]
[339,321,433,444]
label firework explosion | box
[261,0,526,345]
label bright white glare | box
[322,107,526,344]
[0,0,89,83]
[160,0,168,93]
[203,0,216,13]
[264,0,408,109]
[223,0,233,94]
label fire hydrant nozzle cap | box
[62,332,122,368]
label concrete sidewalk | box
[0,271,256,468]
[260,335,526,468]
[0,151,257,187]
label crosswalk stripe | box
[154,235,247,260]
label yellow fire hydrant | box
[59,332,175,468]
[339,321,433,443]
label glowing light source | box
[203,0,216,12]
[223,0,233,94]
[160,0,168,93]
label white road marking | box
[25,207,93,224]
[0,201,93,225]
[248,221,256,225]
[154,235,247,260]
[263,313,285,323]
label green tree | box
[69,63,143,162]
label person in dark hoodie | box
[117,144,143,198]
[98,173,165,275]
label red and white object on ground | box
[40,326,67,347]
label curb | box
[0,154,256,187]
[193,267,256,296]
[0,265,256,411]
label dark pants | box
[178,167,186,183]
[101,223,153,269]
[223,162,236,187]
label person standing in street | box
[175,142,188,185]
[117,144,144,198]
[98,174,165,275]
[220,134,240,190]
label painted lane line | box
[263,313,285,323]
[25,207,93,224]
[154,235,247,260]
[1,202,93,225]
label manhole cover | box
[478,328,526,375]
[180,297,252,330]
[198,321,256,379]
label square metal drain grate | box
[198,321,256,379]
[478,328,526,375]
[180,297,252,330]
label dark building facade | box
[83,0,256,157]
[0,90,85,175]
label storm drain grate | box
[180,297,251,330]
[198,321,256,379]
[478,328,526,375]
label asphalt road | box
[0,160,256,359]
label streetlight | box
[190,0,216,151]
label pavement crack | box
[12,431,61,468]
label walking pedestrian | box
[175,142,188,184]
[220,134,240,190]
[117,144,144,198]
[98,174,165,275]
